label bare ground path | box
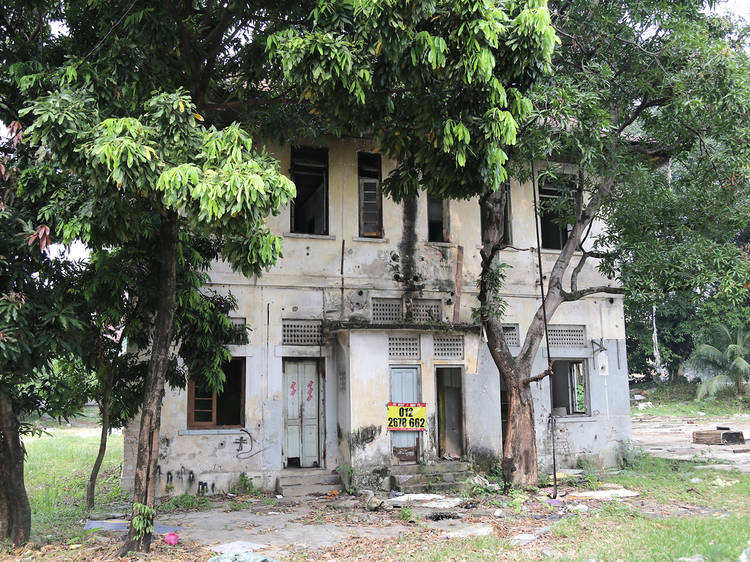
[631,413,750,471]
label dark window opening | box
[188,357,245,428]
[550,360,588,416]
[358,152,382,238]
[427,195,449,242]
[291,147,328,235]
[539,174,575,250]
[502,183,512,244]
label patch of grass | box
[23,425,127,544]
[609,453,750,510]
[157,493,212,513]
[262,497,278,506]
[569,513,750,561]
[393,534,511,561]
[228,499,256,511]
[631,380,749,417]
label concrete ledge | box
[177,428,248,436]
[553,416,597,423]
[282,232,336,240]
[352,237,389,243]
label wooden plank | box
[693,430,724,445]
[692,430,745,445]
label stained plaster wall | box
[122,139,630,494]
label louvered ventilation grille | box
[282,320,323,346]
[388,335,420,359]
[372,298,402,323]
[502,324,520,347]
[409,300,441,322]
[548,325,586,347]
[434,335,464,359]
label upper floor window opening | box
[358,152,382,238]
[291,147,328,235]
[427,194,449,242]
[539,173,576,250]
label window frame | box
[549,359,590,417]
[538,173,575,250]
[187,357,246,429]
[290,146,329,235]
[358,152,383,238]
[427,195,450,243]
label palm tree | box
[691,325,750,399]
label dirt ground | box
[631,413,750,471]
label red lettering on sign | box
[290,381,296,396]
[306,380,314,402]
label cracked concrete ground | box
[631,414,750,471]
[145,416,750,560]
[157,496,505,559]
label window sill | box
[553,415,595,423]
[283,232,336,240]
[425,241,455,248]
[352,236,389,243]
[178,428,246,436]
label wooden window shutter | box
[359,177,382,237]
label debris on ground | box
[693,428,745,445]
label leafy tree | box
[692,325,750,398]
[0,161,89,545]
[273,0,750,485]
[23,87,293,552]
[626,292,750,378]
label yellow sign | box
[387,402,426,431]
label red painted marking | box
[290,381,296,396]
[306,380,314,402]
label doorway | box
[283,359,320,467]
[390,366,420,464]
[436,367,463,459]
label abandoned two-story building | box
[121,138,631,496]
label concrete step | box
[277,472,342,487]
[276,470,344,496]
[393,471,472,486]
[399,481,470,494]
[389,461,470,476]
[278,482,344,497]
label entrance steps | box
[276,468,344,497]
[390,461,472,494]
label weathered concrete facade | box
[122,138,631,495]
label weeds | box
[157,493,211,513]
[399,506,414,521]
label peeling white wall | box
[122,139,631,494]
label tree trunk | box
[120,213,179,555]
[484,315,540,486]
[86,361,115,510]
[0,392,31,546]
[500,371,538,486]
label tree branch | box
[561,285,624,301]
[616,95,669,135]
[523,362,555,385]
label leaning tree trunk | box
[120,213,179,555]
[484,315,541,486]
[479,189,544,487]
[86,360,115,510]
[0,392,31,546]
